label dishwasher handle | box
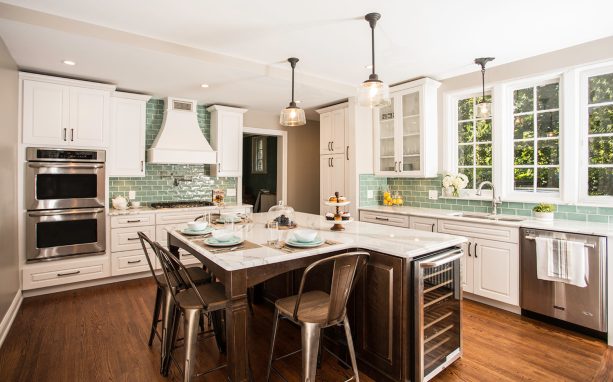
[420,249,463,268]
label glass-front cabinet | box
[374,78,440,177]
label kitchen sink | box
[449,212,526,222]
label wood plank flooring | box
[0,278,610,381]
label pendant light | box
[474,57,495,118]
[280,57,306,126]
[357,12,391,108]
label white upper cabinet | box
[320,108,345,154]
[207,105,247,177]
[108,92,150,177]
[21,73,115,148]
[374,78,440,177]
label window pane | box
[476,168,492,186]
[458,145,474,166]
[514,141,534,165]
[458,98,473,120]
[514,88,533,113]
[537,139,559,165]
[537,167,560,190]
[588,167,613,196]
[458,121,474,143]
[588,136,613,165]
[514,168,534,190]
[588,105,613,134]
[475,144,492,166]
[514,115,534,139]
[458,167,474,189]
[589,73,613,104]
[537,111,559,137]
[537,83,559,110]
[476,119,492,142]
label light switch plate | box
[367,190,374,199]
[226,188,237,197]
[128,190,136,200]
[428,190,438,200]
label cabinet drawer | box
[156,210,215,225]
[111,249,151,276]
[409,216,438,232]
[111,226,155,252]
[110,214,155,228]
[360,211,409,228]
[438,219,518,243]
[22,256,109,290]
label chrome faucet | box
[476,181,502,215]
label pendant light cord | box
[371,25,375,76]
[291,63,295,103]
[481,66,486,99]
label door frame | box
[242,127,288,208]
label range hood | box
[146,97,217,164]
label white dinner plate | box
[285,237,324,248]
[181,227,214,236]
[205,236,244,247]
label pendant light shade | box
[280,57,306,127]
[358,13,391,108]
[474,57,495,118]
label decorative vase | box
[452,188,460,197]
[534,211,554,221]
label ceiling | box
[1,0,612,119]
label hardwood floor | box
[0,278,610,381]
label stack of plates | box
[181,227,214,236]
[205,236,244,247]
[285,236,324,248]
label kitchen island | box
[167,212,466,382]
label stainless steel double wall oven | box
[26,147,106,262]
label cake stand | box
[324,193,352,231]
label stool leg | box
[149,287,162,346]
[183,308,201,382]
[343,317,360,382]
[162,307,181,377]
[301,322,321,382]
[265,308,280,382]
[160,287,176,375]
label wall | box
[0,37,20,329]
[287,119,320,213]
[242,135,277,199]
[109,100,236,204]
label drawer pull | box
[57,270,80,277]
[375,217,390,221]
[431,223,435,232]
[127,259,142,264]
[127,237,140,241]
[127,219,142,223]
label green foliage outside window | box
[457,95,492,189]
[587,73,613,196]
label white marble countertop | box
[168,212,467,271]
[359,205,613,237]
[108,204,252,216]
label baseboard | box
[463,293,521,314]
[0,290,23,349]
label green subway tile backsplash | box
[109,100,237,204]
[358,174,613,224]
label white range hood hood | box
[146,97,217,164]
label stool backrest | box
[137,231,163,289]
[294,251,369,325]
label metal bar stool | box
[266,251,370,382]
[137,232,212,375]
[155,242,231,382]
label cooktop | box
[150,201,215,209]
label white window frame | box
[578,64,613,204]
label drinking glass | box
[267,221,280,247]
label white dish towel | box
[535,237,588,288]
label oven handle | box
[420,249,463,268]
[28,208,104,217]
[28,163,104,169]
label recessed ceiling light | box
[200,83,209,88]
[62,60,76,66]
[364,64,373,69]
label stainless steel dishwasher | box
[520,228,607,335]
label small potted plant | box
[532,203,555,221]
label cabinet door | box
[409,216,437,232]
[319,112,333,154]
[69,87,109,147]
[472,238,519,305]
[320,155,332,214]
[109,97,146,177]
[374,98,399,175]
[398,88,422,175]
[461,240,474,293]
[330,108,345,154]
[330,154,345,196]
[22,80,69,145]
[216,111,243,177]
[353,251,403,380]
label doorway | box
[241,127,287,212]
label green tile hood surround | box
[109,99,237,205]
[146,97,217,164]
[359,174,613,224]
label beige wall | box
[0,37,20,324]
[437,35,613,166]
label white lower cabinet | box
[111,249,151,276]
[409,216,437,232]
[110,215,156,276]
[22,256,110,290]
[359,211,409,228]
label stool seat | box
[276,291,330,324]
[175,282,228,312]
[155,267,211,287]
